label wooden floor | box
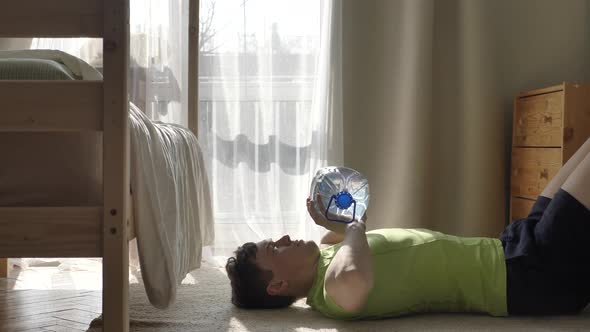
[0,259,103,332]
[0,289,101,331]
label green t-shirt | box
[306,228,507,320]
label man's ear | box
[266,279,289,296]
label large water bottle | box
[309,166,370,224]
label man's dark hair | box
[225,242,297,309]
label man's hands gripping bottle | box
[307,193,367,234]
[308,166,370,232]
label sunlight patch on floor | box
[3,258,146,290]
[2,257,220,290]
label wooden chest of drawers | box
[510,82,590,222]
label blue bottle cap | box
[335,191,354,209]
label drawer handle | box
[543,115,552,124]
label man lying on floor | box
[225,138,590,320]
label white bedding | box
[129,103,214,308]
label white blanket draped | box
[129,103,214,309]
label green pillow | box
[0,58,75,80]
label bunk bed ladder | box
[0,1,130,331]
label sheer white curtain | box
[198,0,342,258]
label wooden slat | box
[102,0,130,330]
[0,0,103,37]
[513,91,564,147]
[510,196,536,222]
[0,81,103,132]
[0,207,102,257]
[510,147,562,200]
[0,258,7,278]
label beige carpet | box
[88,266,590,332]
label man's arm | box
[307,194,373,311]
[324,220,373,313]
[320,230,345,245]
[320,213,367,245]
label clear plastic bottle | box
[309,166,370,224]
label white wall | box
[341,0,590,235]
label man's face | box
[254,235,319,283]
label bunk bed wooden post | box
[1,1,133,330]
[102,0,130,331]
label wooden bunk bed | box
[0,1,200,331]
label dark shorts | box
[500,189,590,315]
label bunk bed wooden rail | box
[0,81,104,131]
[0,0,130,331]
[0,0,104,38]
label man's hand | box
[307,193,347,234]
[307,193,368,234]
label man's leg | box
[505,138,590,315]
[560,150,590,309]
[533,140,590,313]
[562,148,590,210]
[540,137,590,199]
